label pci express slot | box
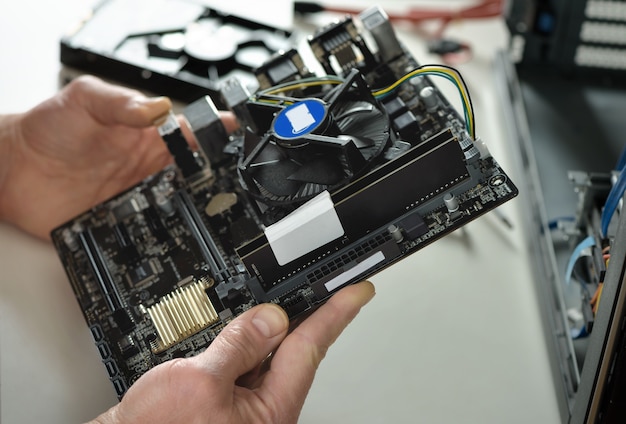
[174,190,230,282]
[78,229,123,311]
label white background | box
[0,1,562,423]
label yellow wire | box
[372,66,474,138]
[252,76,344,107]
[261,78,344,96]
[252,66,475,138]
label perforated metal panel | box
[506,0,626,77]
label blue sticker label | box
[273,99,327,139]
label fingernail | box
[152,112,170,127]
[252,305,287,338]
[134,96,172,125]
[358,280,376,305]
[366,287,376,303]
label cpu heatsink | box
[144,278,218,353]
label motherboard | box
[52,6,518,398]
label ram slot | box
[79,229,123,311]
[174,190,230,282]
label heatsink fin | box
[146,278,218,353]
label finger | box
[63,75,172,128]
[178,115,199,151]
[259,281,375,408]
[235,351,273,389]
[218,111,239,133]
[192,303,289,383]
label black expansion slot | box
[78,229,123,311]
[174,190,231,281]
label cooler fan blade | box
[344,135,375,149]
[287,155,345,185]
[305,133,367,176]
[251,159,303,197]
[333,100,376,121]
[334,101,389,160]
[334,100,389,154]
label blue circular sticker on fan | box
[273,99,327,139]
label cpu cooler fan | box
[238,69,391,210]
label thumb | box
[195,303,289,381]
[63,75,172,128]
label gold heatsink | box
[145,278,218,353]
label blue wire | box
[565,235,596,286]
[571,325,588,339]
[547,216,575,231]
[616,145,626,171]
[600,168,626,237]
[599,144,626,237]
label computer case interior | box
[497,0,626,422]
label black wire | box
[294,1,325,15]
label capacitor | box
[444,192,459,213]
[155,192,175,216]
[387,224,404,243]
[153,180,176,216]
[410,75,429,93]
[420,86,439,112]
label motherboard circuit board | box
[52,6,517,398]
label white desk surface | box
[0,1,562,423]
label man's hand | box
[91,280,376,424]
[0,75,234,239]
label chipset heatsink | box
[142,278,218,353]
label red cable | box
[324,0,503,24]
[322,0,503,65]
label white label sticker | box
[324,251,385,292]
[285,103,316,134]
[265,191,344,266]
